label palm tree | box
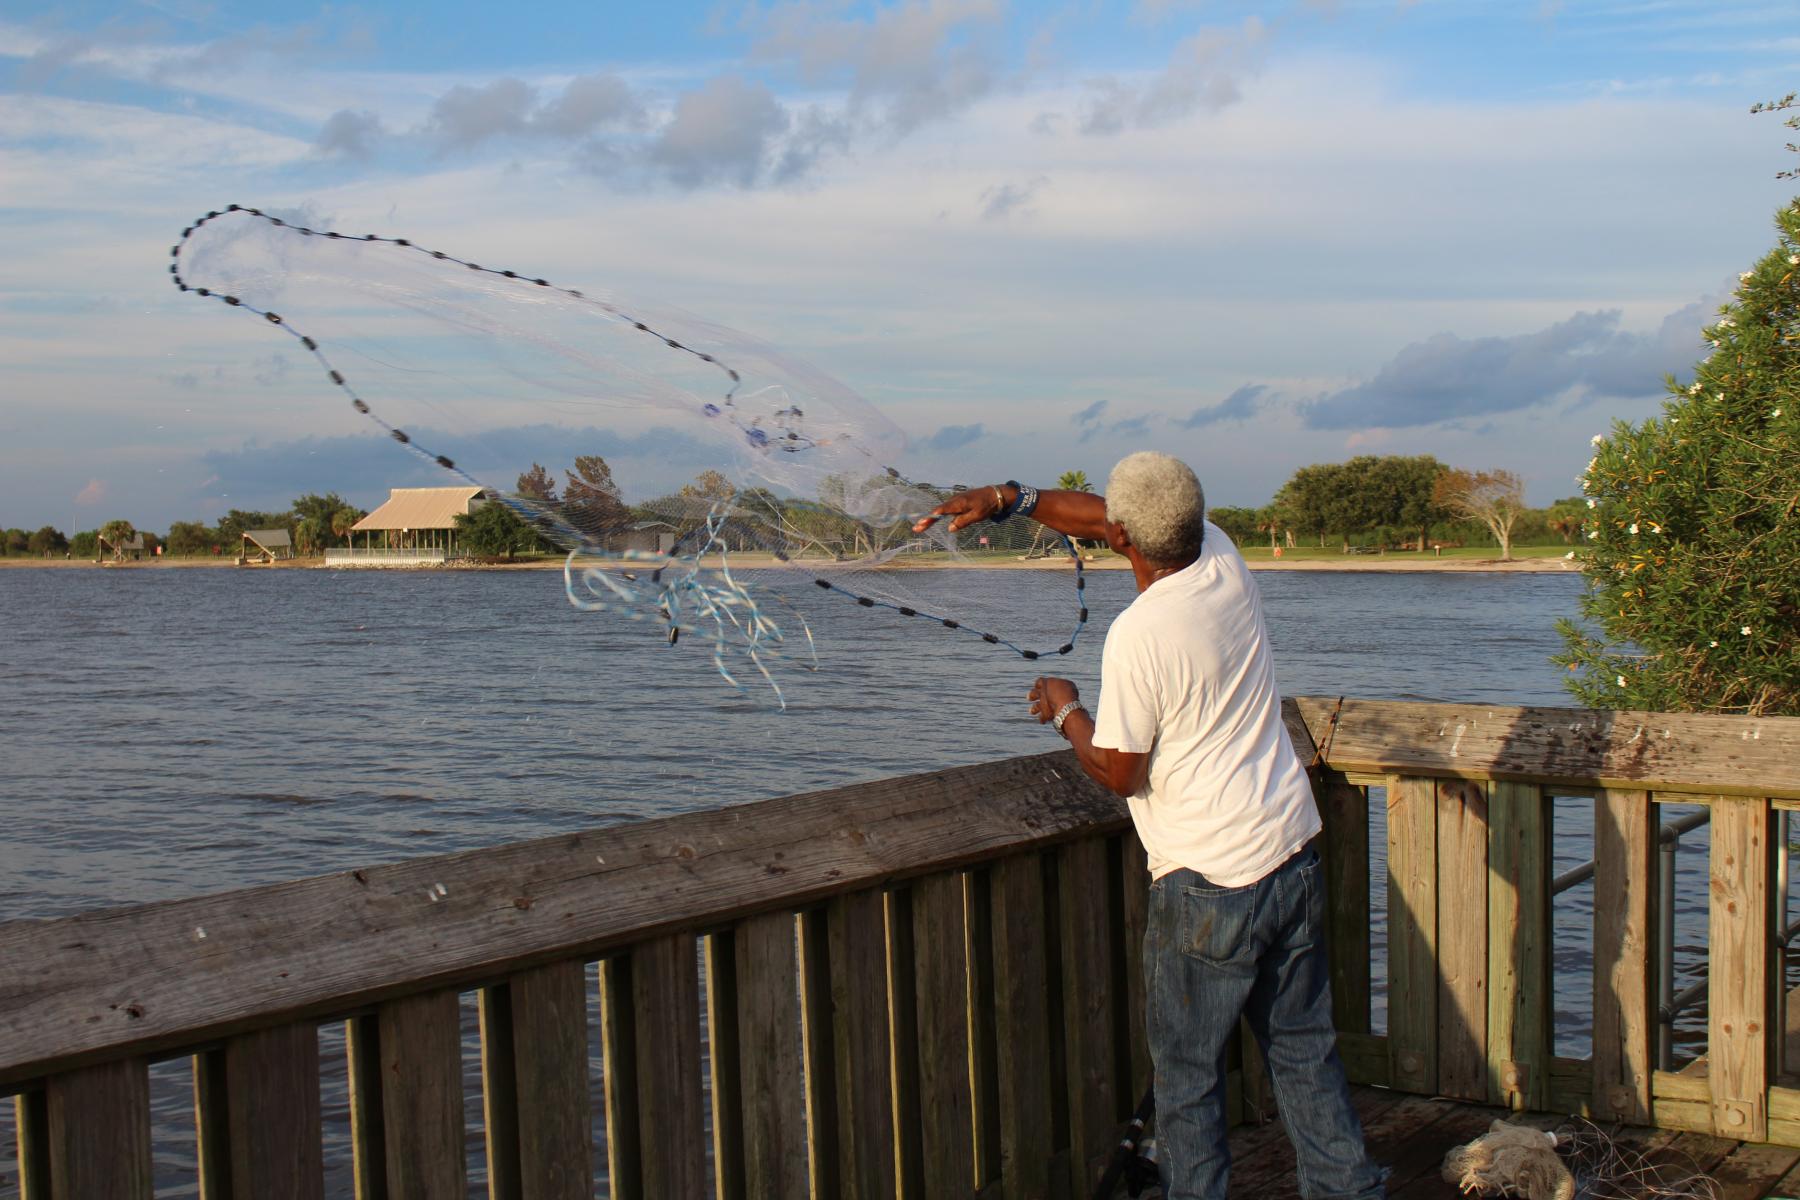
[295,514,331,557]
[98,518,135,561]
[1256,505,1281,553]
[331,505,361,550]
[1057,469,1092,493]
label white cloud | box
[0,40,1788,525]
[1077,18,1269,134]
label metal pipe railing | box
[1550,860,1594,896]
[1551,809,1711,898]
[1657,808,1712,1071]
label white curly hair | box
[1105,451,1206,563]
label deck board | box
[1205,1086,1800,1200]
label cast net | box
[169,206,1095,704]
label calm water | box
[0,565,1742,1195]
[0,565,1589,918]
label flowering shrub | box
[1555,200,1799,715]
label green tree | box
[564,455,628,537]
[27,526,68,556]
[215,509,291,546]
[454,498,541,560]
[330,503,362,548]
[517,463,559,503]
[71,530,99,558]
[679,469,737,502]
[292,492,351,529]
[98,518,136,559]
[1206,506,1261,546]
[1057,469,1093,493]
[1556,201,1799,715]
[1255,504,1284,552]
[3,528,28,556]
[1752,92,1798,180]
[1542,497,1587,545]
[165,520,215,557]
[1366,454,1449,551]
[1432,468,1526,561]
[1273,463,1341,548]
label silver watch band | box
[1051,700,1086,734]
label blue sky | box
[2,0,1796,531]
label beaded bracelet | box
[1012,481,1040,520]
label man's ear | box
[1104,519,1131,555]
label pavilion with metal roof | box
[335,487,486,563]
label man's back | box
[1094,521,1319,887]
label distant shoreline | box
[0,553,1579,575]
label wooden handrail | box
[0,749,1125,1088]
[1289,697,1800,797]
[10,695,1800,1194]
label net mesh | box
[170,206,1092,704]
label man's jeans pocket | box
[1178,883,1257,967]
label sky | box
[2,0,1797,532]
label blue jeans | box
[1146,848,1387,1199]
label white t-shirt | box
[1091,521,1320,886]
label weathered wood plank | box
[965,867,1002,1190]
[1709,796,1771,1142]
[1283,701,1372,1035]
[189,1043,234,1194]
[1486,781,1550,1111]
[798,907,841,1200]
[1059,838,1119,1193]
[826,889,895,1200]
[704,932,746,1200]
[1706,1140,1800,1200]
[1224,1084,1408,1197]
[0,751,1127,1087]
[224,1023,324,1199]
[738,911,808,1200]
[887,887,926,1199]
[1118,832,1152,1100]
[1436,778,1489,1102]
[1547,1054,1594,1117]
[1758,1146,1800,1197]
[1592,788,1656,1125]
[1336,1032,1391,1088]
[914,871,976,1200]
[342,1017,386,1200]
[1380,1100,1510,1195]
[376,989,464,1199]
[44,1060,152,1199]
[632,934,707,1198]
[478,986,520,1200]
[1290,697,1800,798]
[509,961,592,1200]
[14,1088,50,1200]
[990,853,1055,1200]
[1386,775,1438,1095]
[597,957,642,1200]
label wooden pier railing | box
[4,697,1799,1198]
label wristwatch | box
[1051,700,1086,735]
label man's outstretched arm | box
[912,483,1108,542]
